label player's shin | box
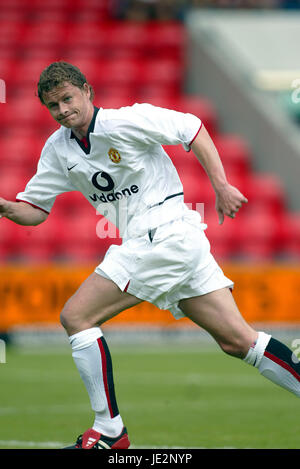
[69,327,124,436]
[243,331,300,397]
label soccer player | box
[0,62,299,449]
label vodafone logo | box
[89,171,139,203]
[92,171,114,192]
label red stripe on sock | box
[264,350,300,382]
[124,280,130,292]
[97,337,114,418]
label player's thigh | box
[61,272,143,334]
[179,288,257,357]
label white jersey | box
[16,103,202,240]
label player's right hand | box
[215,183,248,225]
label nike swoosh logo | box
[67,164,78,171]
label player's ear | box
[82,82,91,99]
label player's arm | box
[190,125,248,225]
[0,197,48,226]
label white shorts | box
[95,210,233,319]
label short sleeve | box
[104,103,202,152]
[16,140,76,214]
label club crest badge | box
[108,148,121,164]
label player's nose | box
[58,102,70,117]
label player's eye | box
[64,96,72,102]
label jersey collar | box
[70,105,99,155]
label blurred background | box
[0,0,300,342]
[0,0,299,340]
[0,0,300,450]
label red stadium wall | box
[0,4,300,332]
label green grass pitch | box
[0,342,299,449]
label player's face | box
[42,82,93,131]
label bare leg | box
[60,272,143,336]
[179,287,257,358]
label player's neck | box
[71,104,94,140]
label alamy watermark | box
[95,200,205,239]
[0,79,6,103]
[291,78,300,104]
[0,339,6,364]
[291,338,300,364]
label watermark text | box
[0,339,6,363]
[95,201,205,239]
[0,79,6,103]
[291,338,300,364]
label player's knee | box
[60,301,82,334]
[219,338,249,359]
[60,304,72,331]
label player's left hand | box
[215,183,248,225]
